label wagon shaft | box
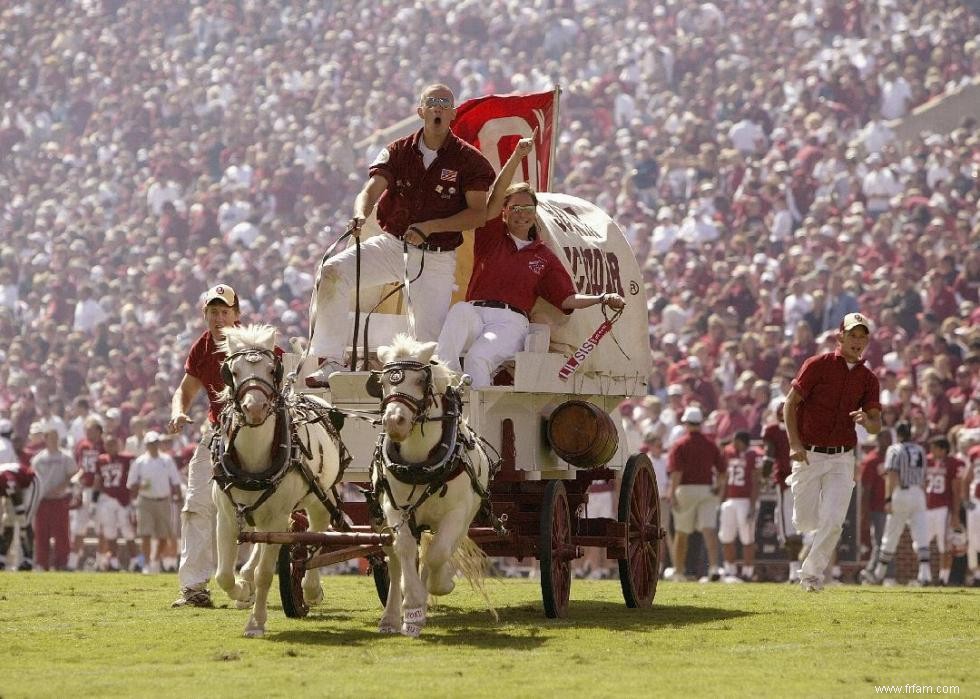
[239,530,393,546]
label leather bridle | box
[375,360,437,428]
[222,349,282,426]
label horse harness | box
[367,363,505,541]
[212,351,350,529]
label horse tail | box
[451,535,498,622]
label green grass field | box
[1,572,977,698]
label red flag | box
[451,89,558,192]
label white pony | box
[213,324,346,638]
[372,333,495,637]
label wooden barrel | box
[546,400,619,468]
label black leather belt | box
[401,235,458,253]
[804,444,853,455]
[472,300,528,319]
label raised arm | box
[486,130,537,221]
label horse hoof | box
[401,623,423,638]
[305,589,324,607]
[235,596,255,610]
[378,622,399,634]
[243,627,265,638]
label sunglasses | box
[508,204,536,213]
[423,96,453,109]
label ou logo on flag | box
[474,111,548,190]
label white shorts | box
[71,489,95,537]
[96,497,135,540]
[718,498,755,545]
[672,484,719,534]
[925,507,948,553]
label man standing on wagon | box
[305,83,496,388]
[783,312,881,593]
[167,284,239,608]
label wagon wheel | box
[277,510,311,618]
[367,554,389,607]
[617,453,661,608]
[539,480,573,619]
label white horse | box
[372,333,494,637]
[213,324,346,638]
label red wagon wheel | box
[277,510,310,618]
[539,480,573,618]
[617,454,661,608]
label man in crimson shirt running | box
[306,83,496,388]
[784,312,881,592]
[436,134,624,387]
[167,283,239,608]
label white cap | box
[841,312,874,334]
[681,406,704,424]
[667,384,684,396]
[144,430,163,444]
[203,283,237,308]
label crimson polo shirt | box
[370,129,495,251]
[466,217,577,316]
[185,330,227,425]
[667,430,727,486]
[791,349,881,449]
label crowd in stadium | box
[0,1,977,581]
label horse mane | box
[216,324,277,356]
[381,333,455,393]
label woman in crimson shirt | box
[436,134,624,388]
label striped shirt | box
[883,441,926,489]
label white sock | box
[742,565,753,577]
[724,562,737,576]
[831,565,841,579]
[918,562,931,580]
[939,568,950,583]
[788,561,801,579]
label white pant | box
[96,497,134,540]
[309,233,457,361]
[178,428,217,591]
[925,506,948,553]
[719,498,755,545]
[967,502,980,571]
[436,302,529,387]
[788,450,854,581]
[881,486,928,556]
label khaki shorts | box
[137,497,174,539]
[672,484,719,534]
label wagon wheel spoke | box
[540,480,572,619]
[618,454,660,609]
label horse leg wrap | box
[401,607,426,638]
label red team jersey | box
[95,452,134,506]
[74,438,103,488]
[925,455,963,510]
[722,444,757,499]
[762,423,791,490]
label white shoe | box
[722,575,744,584]
[800,575,823,593]
[882,578,897,587]
[305,359,346,389]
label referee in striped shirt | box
[862,422,932,586]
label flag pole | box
[547,84,561,192]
